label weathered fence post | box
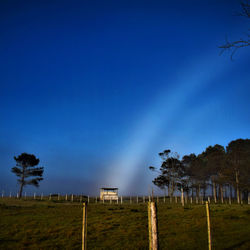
[71,194,74,202]
[88,195,90,203]
[82,202,87,250]
[58,193,60,201]
[206,201,212,250]
[208,197,210,204]
[148,202,158,250]
[16,193,19,199]
[181,188,184,206]
[121,196,123,204]
[9,191,12,198]
[65,194,68,201]
[137,196,139,204]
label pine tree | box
[11,153,44,198]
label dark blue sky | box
[1,0,249,195]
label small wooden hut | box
[100,187,118,201]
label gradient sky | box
[0,0,250,196]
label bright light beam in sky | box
[103,52,235,194]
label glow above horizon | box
[0,0,250,195]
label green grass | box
[0,198,250,249]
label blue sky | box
[0,0,250,196]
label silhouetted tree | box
[226,139,250,203]
[203,145,226,203]
[11,153,44,198]
[219,1,250,59]
[149,150,184,197]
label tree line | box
[149,139,250,203]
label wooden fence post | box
[181,188,184,206]
[88,196,90,203]
[65,194,68,201]
[206,201,212,250]
[137,196,139,204]
[82,202,87,250]
[121,196,123,204]
[58,193,60,201]
[148,202,158,250]
[71,194,74,202]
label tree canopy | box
[11,153,44,198]
[149,139,250,203]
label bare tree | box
[219,1,250,59]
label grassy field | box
[0,198,250,249]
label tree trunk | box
[203,183,206,199]
[18,182,24,198]
[220,185,223,203]
[235,170,240,204]
[18,170,25,199]
[229,185,232,200]
[213,182,217,203]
